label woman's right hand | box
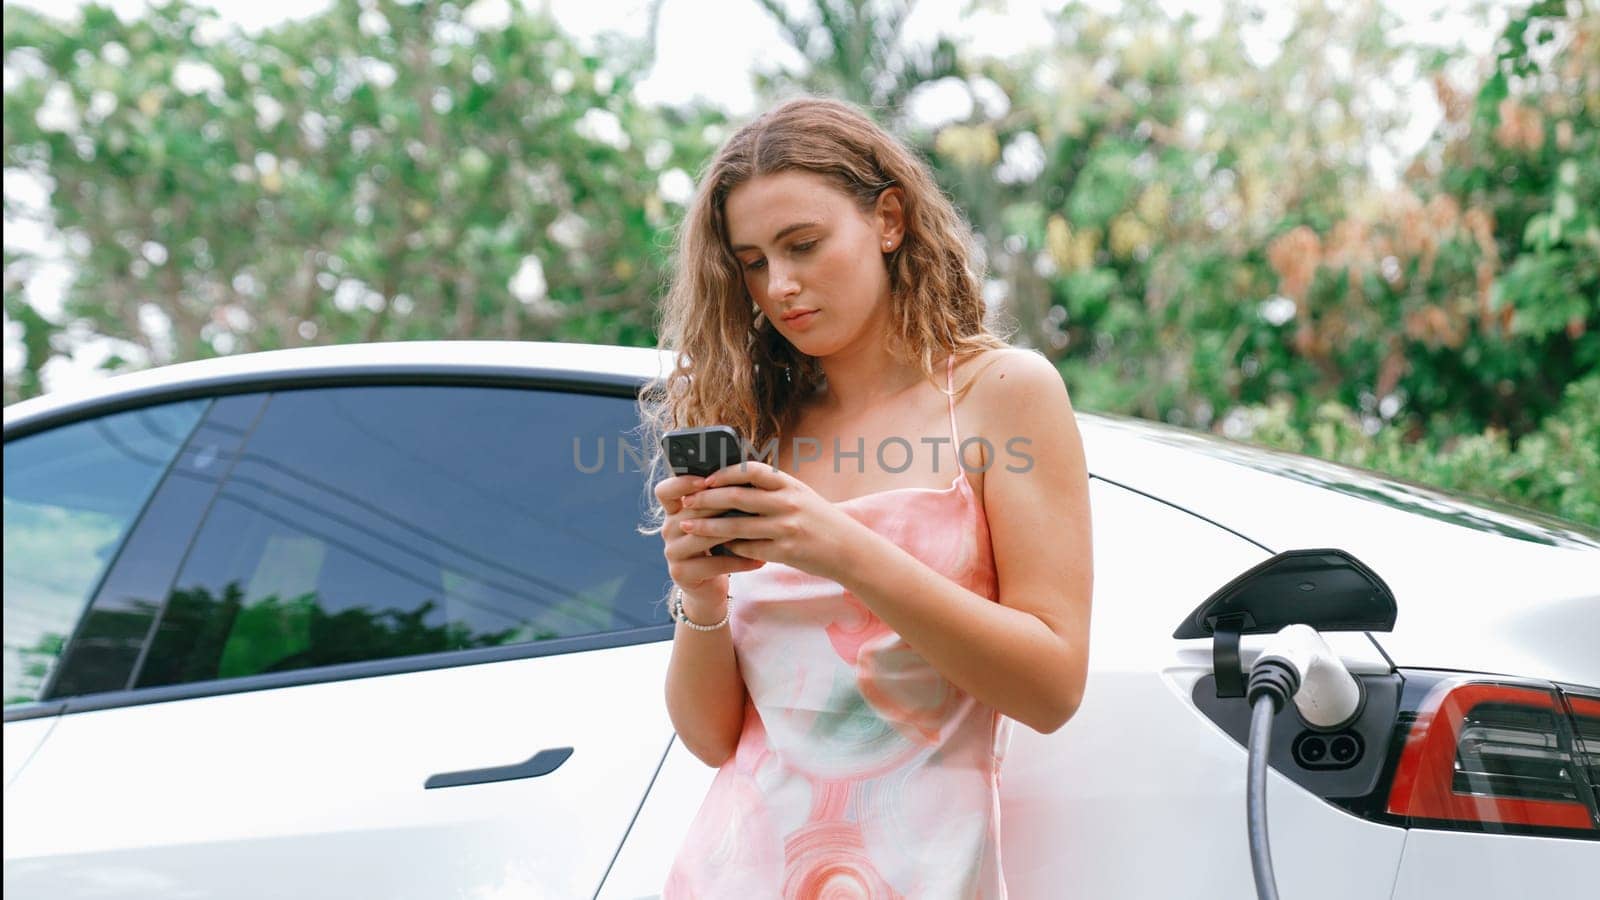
[656,474,766,614]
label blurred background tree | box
[3,0,722,363]
[4,0,1596,524]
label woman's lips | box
[784,310,819,329]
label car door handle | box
[424,746,573,790]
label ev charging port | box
[1292,730,1364,770]
[1175,549,1400,900]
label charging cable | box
[1243,624,1365,900]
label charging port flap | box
[1174,548,1398,698]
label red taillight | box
[1386,681,1596,830]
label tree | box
[749,0,960,111]
[748,0,1597,523]
[3,0,722,398]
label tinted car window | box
[44,394,269,699]
[134,385,668,689]
[2,400,208,704]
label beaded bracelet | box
[672,585,732,631]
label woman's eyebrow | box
[730,221,820,252]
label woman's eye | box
[791,241,816,253]
[742,258,767,272]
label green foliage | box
[1240,374,1600,527]
[3,0,721,380]
[749,0,960,109]
[2,249,57,400]
[749,0,1596,525]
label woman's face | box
[725,170,903,358]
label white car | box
[4,340,1596,899]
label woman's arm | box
[679,349,1093,734]
[656,474,763,768]
[833,349,1093,733]
[664,589,749,768]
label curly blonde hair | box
[636,96,1011,537]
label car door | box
[4,381,676,899]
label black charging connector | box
[1243,657,1301,900]
[1247,658,1300,713]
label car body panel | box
[1388,828,1600,898]
[1081,418,1600,686]
[996,665,1408,900]
[1,715,57,788]
[596,737,715,900]
[3,641,675,899]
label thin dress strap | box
[946,354,960,453]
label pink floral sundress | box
[664,354,1011,899]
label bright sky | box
[2,0,1510,114]
[0,0,1093,113]
[3,0,1511,394]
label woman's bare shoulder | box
[957,347,1065,412]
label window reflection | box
[135,386,667,689]
[2,401,208,705]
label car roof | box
[7,340,1597,682]
[2,340,670,430]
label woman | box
[639,96,1093,898]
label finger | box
[707,461,787,491]
[666,505,730,532]
[718,539,773,562]
[681,485,773,515]
[681,515,776,542]
[664,527,740,560]
[654,474,708,509]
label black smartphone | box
[661,425,754,558]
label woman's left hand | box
[678,460,866,581]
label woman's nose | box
[766,265,800,300]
